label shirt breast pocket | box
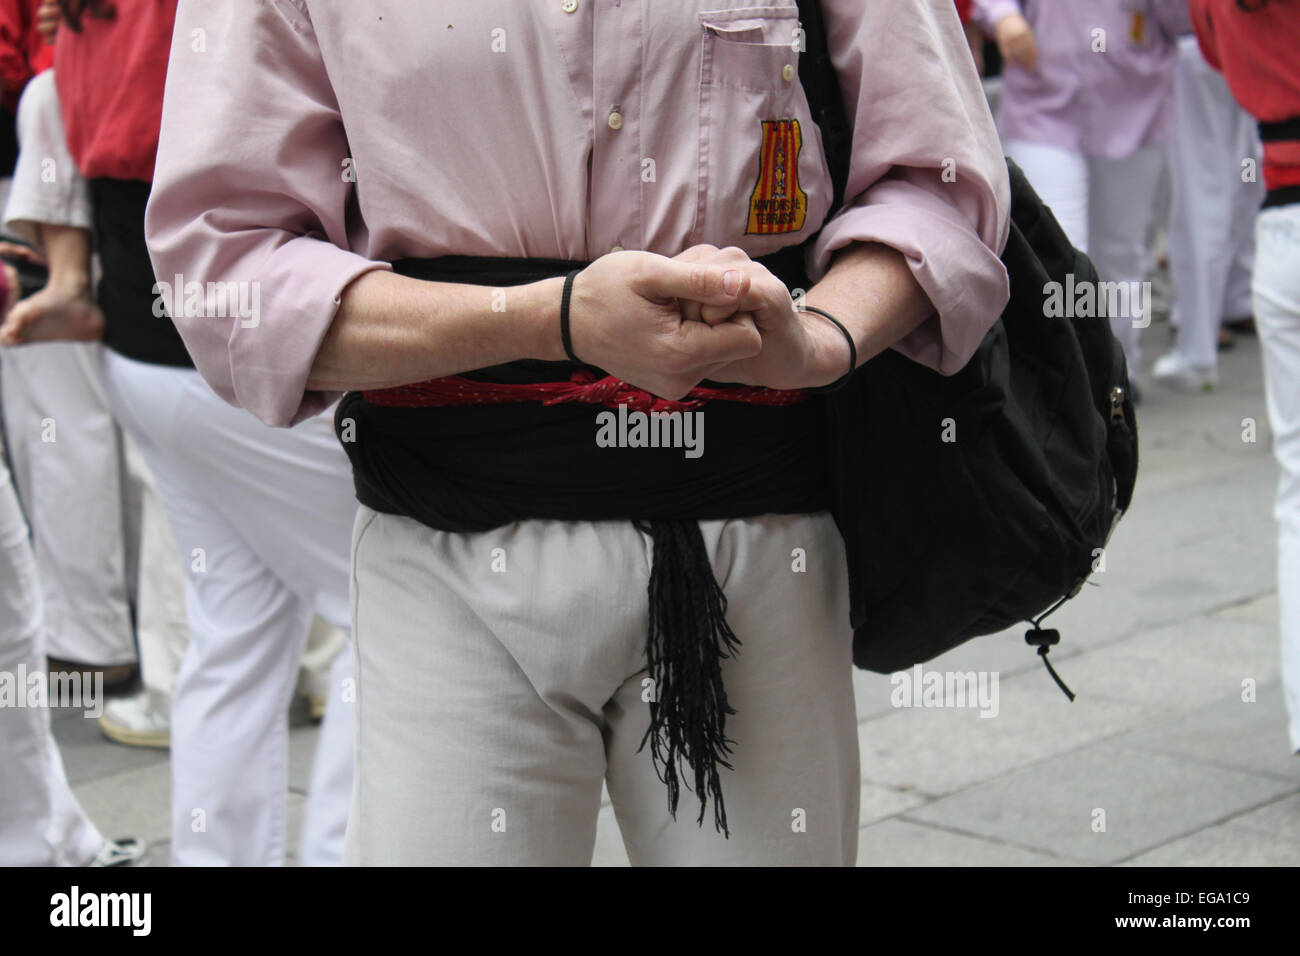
[694,6,833,259]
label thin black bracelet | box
[798,305,857,394]
[560,269,584,365]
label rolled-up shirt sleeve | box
[4,70,93,245]
[970,0,1023,33]
[811,0,1011,376]
[145,0,390,426]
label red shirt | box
[1190,0,1300,194]
[54,0,176,182]
[0,0,51,112]
[955,0,973,23]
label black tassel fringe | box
[633,518,741,837]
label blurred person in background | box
[0,251,144,868]
[1153,31,1263,392]
[1,0,356,865]
[0,0,144,691]
[1188,0,1300,754]
[970,0,1190,392]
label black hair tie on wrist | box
[560,269,584,365]
[798,305,857,394]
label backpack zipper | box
[1109,385,1125,424]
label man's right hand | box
[0,281,105,346]
[565,251,762,400]
[995,13,1039,73]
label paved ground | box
[51,322,1300,866]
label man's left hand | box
[671,244,852,390]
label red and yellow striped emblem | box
[1129,12,1147,45]
[745,119,808,236]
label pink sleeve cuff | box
[808,176,1010,376]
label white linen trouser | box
[345,507,860,865]
[1004,139,1166,374]
[1168,36,1263,371]
[0,343,138,666]
[1253,203,1300,753]
[0,440,103,865]
[100,350,356,865]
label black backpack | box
[796,0,1140,693]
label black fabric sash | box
[1258,117,1300,143]
[90,178,194,368]
[337,251,831,835]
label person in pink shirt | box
[972,0,1189,387]
[146,0,1011,865]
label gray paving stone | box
[52,706,169,787]
[1052,607,1279,718]
[1221,792,1300,842]
[71,764,171,848]
[1120,821,1300,866]
[142,839,170,868]
[859,781,928,826]
[904,742,1297,864]
[857,818,1079,867]
[592,803,631,867]
[288,722,322,793]
[857,671,1149,796]
[853,668,900,721]
[1214,592,1282,629]
[1116,683,1299,781]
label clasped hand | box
[567,245,851,401]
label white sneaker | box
[1152,350,1217,392]
[88,837,146,867]
[98,692,171,749]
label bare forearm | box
[39,224,93,292]
[802,242,935,369]
[307,271,566,392]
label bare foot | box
[0,282,105,346]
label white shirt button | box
[607,111,624,131]
[782,64,796,82]
[562,0,578,13]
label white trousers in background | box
[1252,204,1300,754]
[1004,139,1091,252]
[0,343,137,666]
[345,508,860,865]
[0,443,103,866]
[131,464,190,705]
[100,350,356,865]
[1004,139,1166,374]
[1168,36,1263,371]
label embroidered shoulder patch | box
[746,119,808,236]
[1129,12,1147,45]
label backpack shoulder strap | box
[795,0,853,221]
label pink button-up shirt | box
[145,0,1011,427]
[973,0,1191,159]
